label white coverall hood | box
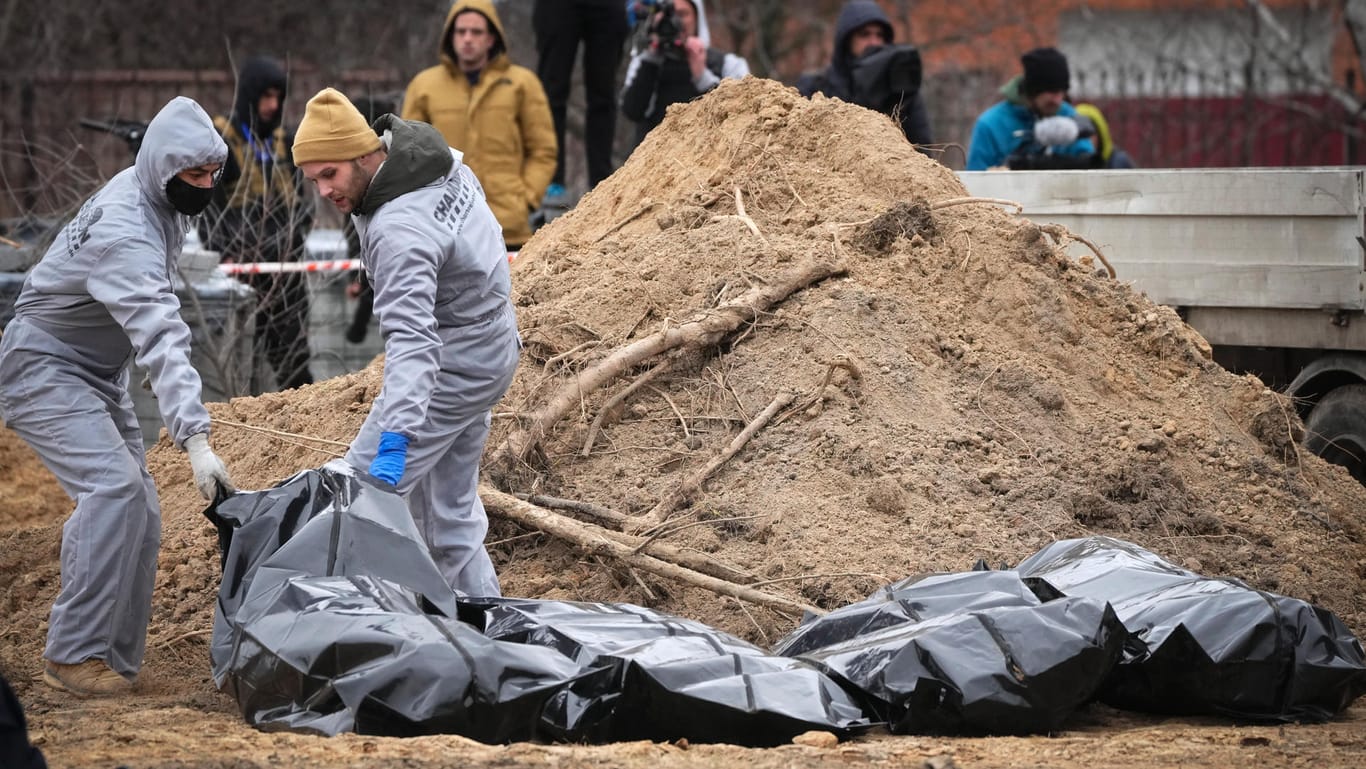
[134,96,229,211]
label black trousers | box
[533,0,629,188]
[1,674,46,769]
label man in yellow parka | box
[402,0,558,250]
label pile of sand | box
[3,78,1364,697]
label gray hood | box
[134,96,229,213]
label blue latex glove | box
[369,431,410,486]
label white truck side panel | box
[958,169,1366,311]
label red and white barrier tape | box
[216,253,516,275]
[218,259,361,275]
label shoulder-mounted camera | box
[849,44,922,111]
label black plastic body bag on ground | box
[1015,536,1366,722]
[772,569,1127,734]
[204,466,1364,740]
[203,462,870,743]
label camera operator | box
[967,47,1094,170]
[620,0,749,146]
[797,1,932,148]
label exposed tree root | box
[513,492,758,583]
[490,259,844,475]
[482,487,821,617]
[629,391,797,535]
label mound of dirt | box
[489,77,1366,640]
[2,76,1365,766]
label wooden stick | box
[630,391,796,534]
[631,514,768,554]
[729,597,771,645]
[521,493,628,528]
[627,567,658,601]
[1039,223,1117,278]
[595,200,656,242]
[648,384,691,438]
[777,357,860,427]
[515,492,758,583]
[155,628,212,649]
[481,487,822,616]
[211,418,351,448]
[491,260,843,472]
[581,359,675,455]
[746,572,890,588]
[543,340,603,373]
[930,196,1024,214]
[733,186,770,247]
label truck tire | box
[1304,384,1366,484]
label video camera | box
[631,0,687,60]
[1005,115,1098,170]
[848,44,922,112]
[80,118,150,155]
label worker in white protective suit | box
[0,96,237,697]
[293,88,520,597]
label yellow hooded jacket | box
[402,0,557,247]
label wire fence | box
[0,69,406,222]
[1,64,1359,219]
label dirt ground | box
[3,77,1365,768]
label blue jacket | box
[966,76,1093,170]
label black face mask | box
[165,175,215,216]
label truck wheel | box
[1304,384,1366,484]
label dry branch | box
[1039,223,1116,278]
[580,359,675,455]
[629,391,797,535]
[595,199,656,242]
[778,357,861,426]
[930,196,1024,214]
[491,260,844,473]
[515,491,757,583]
[520,493,628,528]
[632,514,768,554]
[731,185,770,246]
[482,487,821,616]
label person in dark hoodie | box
[797,0,931,147]
[200,55,315,391]
[294,88,520,596]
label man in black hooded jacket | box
[200,55,315,391]
[797,0,931,147]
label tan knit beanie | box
[292,87,382,164]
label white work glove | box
[1033,115,1080,147]
[185,433,237,500]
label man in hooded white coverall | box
[0,96,237,697]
